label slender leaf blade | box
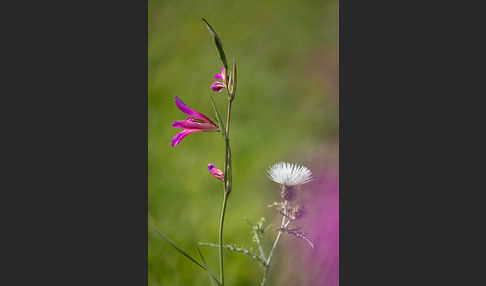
[230,57,237,101]
[209,94,226,138]
[152,226,222,285]
[197,247,218,286]
[152,226,205,269]
[202,18,228,73]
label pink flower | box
[171,96,219,147]
[210,66,226,93]
[208,163,224,181]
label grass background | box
[149,0,338,285]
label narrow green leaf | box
[209,94,226,138]
[202,18,228,74]
[152,226,222,285]
[196,247,217,286]
[230,57,237,101]
[196,247,208,267]
[225,141,232,193]
[152,226,205,269]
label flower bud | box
[293,206,305,219]
[281,185,296,201]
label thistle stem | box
[261,267,269,286]
[267,213,286,265]
[262,200,290,286]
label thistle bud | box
[293,205,305,219]
[281,185,296,201]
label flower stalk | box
[219,190,229,285]
[266,200,288,265]
[219,62,236,285]
[214,54,236,286]
[218,94,233,286]
[202,17,237,285]
[261,200,290,286]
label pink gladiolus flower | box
[171,96,219,147]
[210,66,226,93]
[208,163,224,181]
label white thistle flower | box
[267,162,313,186]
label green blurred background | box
[149,0,338,285]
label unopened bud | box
[281,185,296,201]
[293,206,305,219]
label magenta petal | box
[171,129,200,147]
[174,96,201,118]
[174,96,217,127]
[214,73,224,80]
[208,163,224,180]
[172,120,218,130]
[214,66,225,80]
[210,81,225,93]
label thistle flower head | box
[267,162,313,187]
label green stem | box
[218,191,229,285]
[261,266,269,286]
[226,100,232,136]
[219,97,233,286]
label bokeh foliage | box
[149,0,338,285]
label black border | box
[2,1,148,284]
[339,0,467,284]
